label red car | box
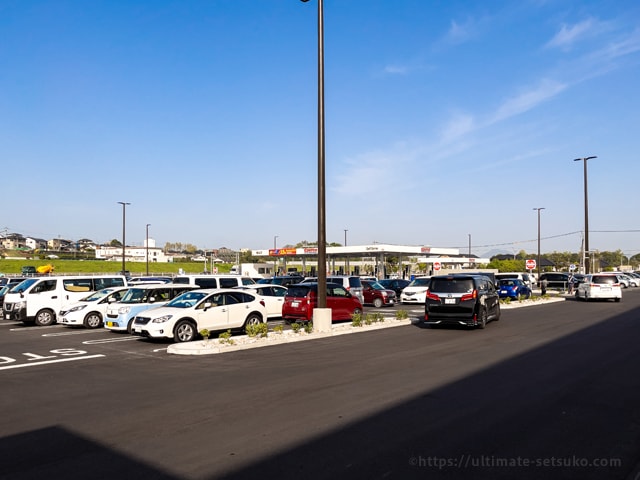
[361,280,397,307]
[282,282,363,322]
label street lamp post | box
[574,156,597,274]
[344,229,348,274]
[468,234,471,261]
[533,208,545,281]
[117,202,130,275]
[273,235,278,276]
[145,224,151,275]
[301,0,326,308]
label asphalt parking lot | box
[1,292,640,479]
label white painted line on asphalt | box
[0,354,105,371]
[82,337,140,345]
[42,330,101,337]
[152,348,168,352]
[9,325,60,332]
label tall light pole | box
[344,229,348,275]
[145,223,151,275]
[574,156,597,274]
[117,202,130,275]
[301,0,326,308]
[273,235,278,276]
[468,234,471,260]
[533,208,545,281]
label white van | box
[3,275,127,326]
[172,274,256,289]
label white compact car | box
[236,284,288,319]
[575,274,622,302]
[59,287,130,329]
[131,288,268,342]
[400,276,431,304]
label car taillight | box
[460,290,477,302]
[426,291,440,301]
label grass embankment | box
[0,259,232,276]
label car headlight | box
[68,305,87,313]
[118,306,131,314]
[15,301,27,311]
[152,315,173,324]
[381,292,388,297]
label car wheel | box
[174,320,196,342]
[353,307,362,316]
[243,313,263,332]
[493,303,501,321]
[373,298,383,308]
[83,312,103,329]
[126,318,136,334]
[477,309,487,329]
[35,309,55,326]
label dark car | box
[361,280,396,308]
[538,272,571,290]
[378,278,410,297]
[424,274,500,329]
[497,279,532,300]
[282,282,363,322]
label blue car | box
[497,279,532,300]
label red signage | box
[433,261,441,271]
[269,248,297,256]
[525,259,536,270]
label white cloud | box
[546,19,595,50]
[383,64,409,75]
[439,113,476,143]
[489,79,567,124]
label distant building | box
[95,238,172,263]
[25,237,48,250]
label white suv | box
[575,274,622,302]
[131,289,268,342]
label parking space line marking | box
[0,355,105,371]
[82,337,140,345]
[43,330,102,337]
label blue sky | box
[1,0,639,257]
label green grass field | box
[0,259,232,276]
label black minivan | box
[424,274,500,329]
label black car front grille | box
[135,316,151,325]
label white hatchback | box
[59,287,130,329]
[131,288,268,342]
[400,276,431,304]
[575,274,622,302]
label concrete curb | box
[167,319,412,356]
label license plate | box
[601,287,611,291]
[445,298,456,304]
[134,327,142,333]
[291,301,299,307]
[107,321,115,327]
[5,314,11,320]
[500,290,508,294]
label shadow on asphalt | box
[1,304,639,480]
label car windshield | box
[119,288,159,304]
[430,278,475,293]
[81,288,120,302]
[166,291,210,308]
[591,275,617,285]
[9,278,38,293]
[287,285,312,297]
[409,278,430,287]
[498,280,519,287]
[368,282,385,290]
